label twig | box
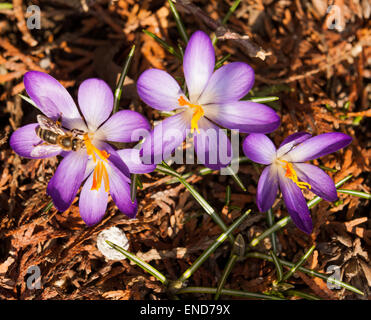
[215,28,270,60]
[255,38,368,84]
[13,0,38,47]
[0,37,44,71]
[93,3,124,36]
[174,0,269,60]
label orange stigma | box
[83,133,110,192]
[91,160,110,192]
[178,96,204,133]
[280,160,311,190]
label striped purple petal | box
[95,110,150,143]
[183,31,215,102]
[242,134,276,165]
[140,112,190,164]
[198,62,254,105]
[194,117,232,170]
[294,163,338,202]
[137,69,184,111]
[276,132,312,158]
[47,150,88,212]
[101,142,131,182]
[24,71,86,131]
[79,172,109,226]
[282,132,352,162]
[278,169,313,234]
[203,101,280,133]
[117,149,156,174]
[107,164,137,218]
[279,132,312,148]
[256,165,279,212]
[10,123,63,159]
[78,78,113,131]
[83,158,96,180]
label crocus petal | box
[279,132,312,148]
[47,150,88,212]
[10,123,63,159]
[183,31,215,102]
[276,132,312,158]
[140,112,191,164]
[242,134,276,165]
[108,165,137,218]
[24,71,86,130]
[117,149,156,174]
[294,163,338,202]
[256,165,279,212]
[282,132,352,162]
[278,170,313,234]
[198,62,254,105]
[78,78,113,131]
[194,117,232,170]
[101,142,131,182]
[79,172,108,226]
[203,101,280,133]
[137,69,184,111]
[95,110,150,143]
[83,158,96,180]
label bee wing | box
[70,128,86,138]
[37,114,65,135]
[30,144,62,158]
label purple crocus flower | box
[137,30,280,169]
[10,71,155,226]
[242,132,352,234]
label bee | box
[32,115,85,157]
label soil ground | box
[0,0,370,300]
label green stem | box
[226,166,247,191]
[214,254,238,300]
[130,173,137,203]
[113,45,135,114]
[167,0,188,44]
[266,208,277,253]
[19,94,39,110]
[43,200,54,213]
[0,3,12,9]
[246,96,280,103]
[286,290,321,300]
[337,189,371,200]
[318,165,337,173]
[156,163,233,243]
[250,216,291,248]
[245,252,364,295]
[281,245,315,282]
[222,0,242,25]
[177,210,251,283]
[212,0,241,45]
[225,185,231,206]
[215,53,231,69]
[142,30,182,60]
[269,250,283,282]
[178,286,284,300]
[106,241,168,285]
[214,234,244,300]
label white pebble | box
[97,227,129,260]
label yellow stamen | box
[91,160,110,192]
[83,133,110,192]
[178,96,204,134]
[83,133,110,163]
[280,160,311,190]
